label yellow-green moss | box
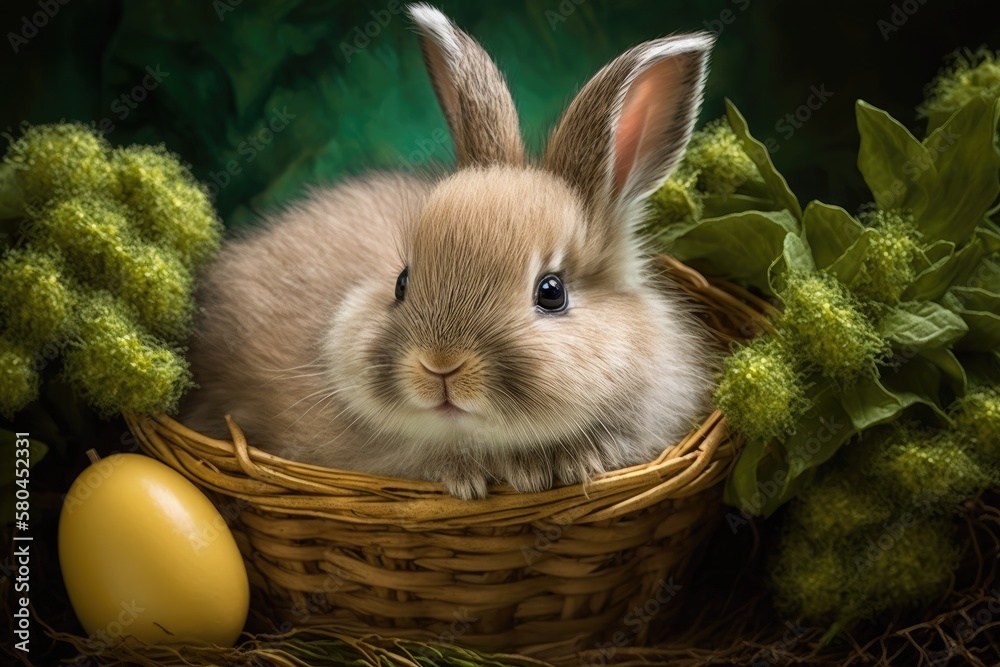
[112,146,223,268]
[62,293,192,417]
[852,210,922,305]
[649,166,702,224]
[772,531,853,622]
[950,385,1000,466]
[866,423,992,509]
[31,196,136,285]
[779,272,888,381]
[0,124,220,418]
[792,471,892,538]
[919,49,1000,130]
[114,244,195,340]
[0,337,40,419]
[775,482,960,625]
[855,518,959,615]
[5,124,116,205]
[0,247,77,346]
[684,118,763,196]
[714,336,810,443]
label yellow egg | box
[58,453,249,647]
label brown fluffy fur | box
[182,4,717,499]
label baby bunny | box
[181,4,717,499]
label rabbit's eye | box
[536,274,567,312]
[395,267,408,301]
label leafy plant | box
[647,48,1000,632]
[649,78,1000,520]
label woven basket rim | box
[128,408,738,528]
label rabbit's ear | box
[544,33,713,222]
[408,4,525,168]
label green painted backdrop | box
[2,0,998,228]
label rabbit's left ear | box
[408,3,525,168]
[544,33,713,222]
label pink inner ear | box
[612,56,692,199]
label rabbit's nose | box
[419,356,466,379]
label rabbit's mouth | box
[434,400,466,416]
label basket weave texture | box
[128,255,772,660]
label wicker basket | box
[126,255,772,660]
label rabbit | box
[180,3,718,500]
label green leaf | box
[903,239,984,302]
[665,209,799,293]
[840,369,946,433]
[781,382,855,478]
[723,436,771,512]
[962,250,1000,294]
[736,381,857,517]
[760,465,817,519]
[841,376,906,431]
[918,97,1000,244]
[877,301,969,350]
[879,354,951,422]
[945,286,1000,351]
[939,291,965,312]
[700,193,780,219]
[907,239,954,280]
[725,380,859,517]
[956,311,1000,352]
[802,201,863,270]
[959,351,1000,387]
[780,232,816,273]
[922,240,957,265]
[825,229,874,285]
[978,224,1000,253]
[920,347,967,395]
[726,99,802,220]
[856,101,934,214]
[767,232,815,293]
[950,286,1000,313]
